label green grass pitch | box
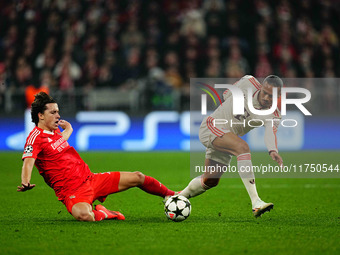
[1,151,339,255]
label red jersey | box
[22,126,92,200]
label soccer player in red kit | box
[18,92,175,222]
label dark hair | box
[31,92,56,125]
[263,75,283,88]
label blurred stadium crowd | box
[0,0,339,114]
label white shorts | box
[199,116,233,166]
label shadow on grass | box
[2,213,334,229]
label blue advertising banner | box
[1,111,339,151]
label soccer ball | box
[164,195,191,222]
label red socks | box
[93,176,174,221]
[140,176,175,197]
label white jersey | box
[210,75,281,152]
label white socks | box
[237,153,260,206]
[182,153,260,206]
[180,175,210,198]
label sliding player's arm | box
[58,120,73,141]
[17,158,36,192]
[264,119,283,166]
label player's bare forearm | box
[58,120,73,141]
[18,158,36,192]
[264,123,279,153]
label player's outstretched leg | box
[180,159,224,199]
[118,171,175,197]
[179,175,209,199]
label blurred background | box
[0,0,339,151]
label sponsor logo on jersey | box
[51,137,69,152]
[48,138,53,143]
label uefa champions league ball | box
[164,195,191,222]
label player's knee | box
[236,142,250,155]
[133,171,145,186]
[74,211,93,222]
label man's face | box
[38,103,60,131]
[258,82,281,108]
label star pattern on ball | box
[174,204,185,217]
[164,195,191,221]
[183,200,191,210]
[171,196,181,203]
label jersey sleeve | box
[22,133,43,160]
[264,117,280,153]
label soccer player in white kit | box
[181,75,284,217]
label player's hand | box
[58,120,72,131]
[269,151,283,167]
[17,183,36,192]
[58,119,73,140]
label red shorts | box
[63,171,120,214]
